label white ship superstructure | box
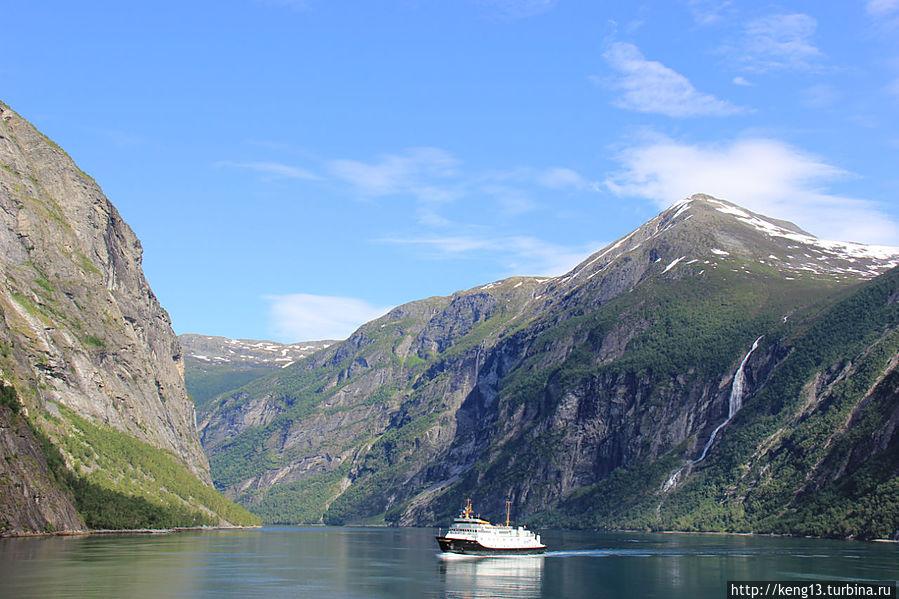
[436,499,546,555]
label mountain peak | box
[668,194,811,236]
[561,194,899,287]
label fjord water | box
[1,528,895,598]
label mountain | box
[180,335,334,408]
[199,194,899,538]
[0,101,257,533]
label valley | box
[191,196,899,539]
[1,96,896,541]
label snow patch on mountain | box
[663,256,687,273]
[180,335,333,368]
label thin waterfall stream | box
[661,336,763,492]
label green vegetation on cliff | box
[197,198,899,538]
[34,404,260,529]
[545,266,899,539]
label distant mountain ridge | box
[199,194,899,538]
[181,334,333,368]
[180,335,333,408]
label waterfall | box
[662,463,688,492]
[694,335,762,464]
[662,335,764,489]
[694,419,728,465]
[729,336,761,418]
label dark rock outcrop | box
[200,195,899,538]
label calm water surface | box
[1,527,896,598]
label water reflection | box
[0,528,895,598]
[439,554,544,599]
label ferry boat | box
[436,499,546,555]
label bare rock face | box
[0,406,85,534]
[201,194,899,537]
[0,100,210,495]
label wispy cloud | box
[328,148,596,224]
[475,0,557,19]
[867,0,899,17]
[216,161,319,180]
[599,42,745,117]
[482,166,592,191]
[328,147,460,204]
[378,234,597,277]
[536,167,590,189]
[605,136,899,244]
[732,76,752,86]
[864,0,899,31]
[740,13,823,72]
[264,293,392,342]
[685,0,731,26]
[228,147,599,275]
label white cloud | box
[328,149,595,228]
[741,13,822,71]
[482,166,591,192]
[732,76,752,86]
[264,293,392,342]
[867,0,899,16]
[328,147,460,203]
[378,234,597,277]
[216,161,319,180]
[536,167,589,189]
[379,235,494,254]
[600,42,744,117]
[686,0,731,25]
[500,236,599,276]
[605,136,899,244]
[865,0,899,30]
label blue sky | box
[3,0,898,342]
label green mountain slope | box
[200,195,899,537]
[548,265,899,539]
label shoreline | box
[648,528,899,544]
[3,524,895,544]
[0,524,262,539]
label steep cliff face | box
[0,402,85,534]
[0,101,257,533]
[201,194,899,537]
[0,101,207,480]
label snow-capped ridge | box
[180,334,333,368]
[557,194,899,286]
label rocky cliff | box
[0,399,85,534]
[200,195,899,538]
[0,101,257,533]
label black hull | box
[436,536,546,556]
